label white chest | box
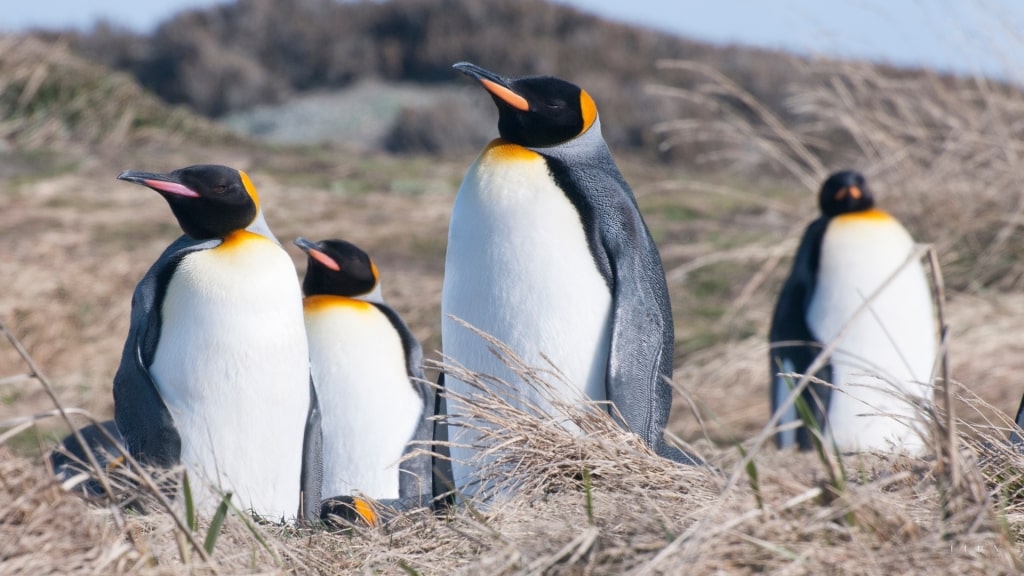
[442,146,613,409]
[807,212,936,453]
[151,237,310,520]
[305,299,422,499]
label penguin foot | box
[320,493,443,528]
[49,420,151,510]
[657,443,705,467]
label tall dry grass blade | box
[0,318,215,565]
[0,318,116,503]
[654,59,825,190]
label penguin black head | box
[295,237,380,300]
[818,170,875,217]
[453,61,598,148]
[117,164,259,240]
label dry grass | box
[5,328,1024,574]
[649,58,1024,292]
[0,34,235,153]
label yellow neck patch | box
[481,138,541,162]
[580,89,598,133]
[832,208,894,223]
[303,294,374,314]
[217,229,263,252]
[239,170,260,210]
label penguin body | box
[770,171,936,454]
[114,165,321,522]
[444,139,613,413]
[295,238,434,510]
[442,63,694,498]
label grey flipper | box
[537,120,699,465]
[50,420,126,496]
[1010,394,1024,447]
[768,218,833,450]
[113,235,219,469]
[300,378,323,524]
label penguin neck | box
[304,282,384,306]
[828,207,893,225]
[524,115,608,161]
[244,209,280,245]
[359,282,385,305]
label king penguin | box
[113,165,321,522]
[769,170,936,454]
[293,237,435,515]
[441,62,697,498]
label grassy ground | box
[3,33,1024,574]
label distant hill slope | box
[0,34,234,154]
[58,0,815,156]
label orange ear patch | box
[238,170,260,210]
[834,186,862,202]
[580,89,598,133]
[481,78,530,111]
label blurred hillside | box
[38,0,968,161]
[10,0,1024,294]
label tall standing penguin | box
[114,165,321,522]
[442,62,696,497]
[769,170,936,454]
[294,237,435,512]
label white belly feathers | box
[305,297,422,500]
[441,141,613,494]
[150,232,310,520]
[807,210,936,453]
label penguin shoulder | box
[478,138,543,165]
[303,294,377,316]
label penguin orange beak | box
[117,170,200,198]
[294,237,341,272]
[453,62,530,112]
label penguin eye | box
[211,185,228,194]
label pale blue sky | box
[3,1,1023,80]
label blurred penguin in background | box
[769,170,936,454]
